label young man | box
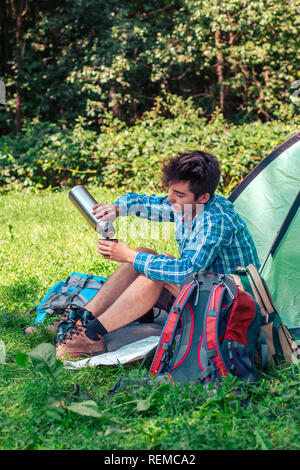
[55,151,260,359]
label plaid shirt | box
[114,192,260,285]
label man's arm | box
[133,219,226,284]
[113,192,174,223]
[94,192,174,263]
[96,207,227,283]
[97,239,137,263]
[92,192,173,223]
[97,223,225,285]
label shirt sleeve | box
[113,192,174,223]
[133,215,226,285]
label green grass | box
[0,187,299,451]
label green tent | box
[228,132,300,341]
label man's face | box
[167,180,210,218]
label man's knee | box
[135,249,176,289]
[164,282,180,297]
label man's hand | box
[97,239,137,264]
[92,203,120,221]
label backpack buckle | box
[235,266,247,273]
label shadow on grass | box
[0,312,57,362]
[0,311,29,330]
[0,277,41,303]
[0,277,42,329]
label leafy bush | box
[1,98,299,195]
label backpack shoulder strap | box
[246,264,275,314]
[230,274,244,291]
[235,264,269,317]
[201,284,229,381]
[150,280,197,376]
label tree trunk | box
[109,86,120,118]
[10,0,28,132]
[215,31,226,114]
[0,0,9,75]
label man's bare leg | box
[84,261,139,316]
[94,274,178,333]
[83,247,158,317]
[86,248,179,331]
[55,251,180,358]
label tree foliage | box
[0,0,299,134]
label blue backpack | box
[33,272,106,325]
[32,272,172,327]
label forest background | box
[0,0,299,194]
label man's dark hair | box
[162,150,221,199]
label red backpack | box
[149,271,265,386]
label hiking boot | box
[24,308,71,335]
[56,324,108,360]
[56,308,94,343]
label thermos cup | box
[69,185,116,239]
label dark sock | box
[85,318,108,341]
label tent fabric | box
[260,192,300,331]
[228,132,300,332]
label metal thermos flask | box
[69,185,116,239]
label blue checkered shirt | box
[114,192,260,285]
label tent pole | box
[259,191,300,275]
